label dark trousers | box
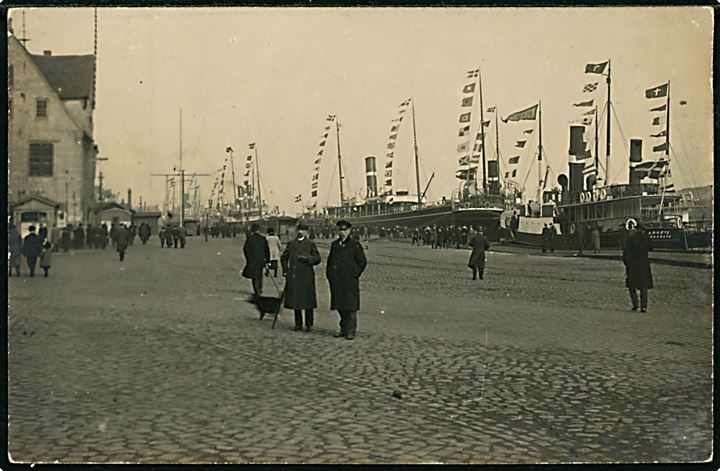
[26,256,38,276]
[294,309,314,327]
[629,287,648,309]
[338,310,357,335]
[472,267,484,280]
[118,249,125,261]
[266,260,278,277]
[42,267,49,277]
[9,264,20,277]
[251,277,263,296]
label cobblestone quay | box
[7,236,712,464]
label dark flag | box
[508,155,520,164]
[653,143,668,153]
[585,61,608,74]
[462,96,474,107]
[515,140,526,148]
[645,83,669,99]
[649,104,667,112]
[651,130,667,138]
[573,99,594,107]
[463,83,476,94]
[459,112,472,123]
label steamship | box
[506,63,711,251]
[307,70,511,239]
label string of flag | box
[309,115,335,208]
[500,102,539,180]
[455,69,479,181]
[384,99,411,194]
[642,81,673,192]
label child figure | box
[40,240,53,278]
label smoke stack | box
[127,189,132,210]
[365,156,378,198]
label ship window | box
[29,143,54,177]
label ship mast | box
[411,99,422,205]
[594,106,599,177]
[478,68,488,194]
[335,118,345,207]
[536,101,543,204]
[604,59,611,184]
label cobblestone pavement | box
[7,236,712,464]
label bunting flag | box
[583,109,595,116]
[322,132,329,139]
[486,106,495,113]
[317,149,324,156]
[462,96,474,107]
[311,182,318,189]
[651,130,667,138]
[652,117,662,126]
[294,194,302,203]
[482,120,491,127]
[312,174,319,181]
[650,104,667,112]
[473,142,483,152]
[246,155,252,161]
[311,190,318,197]
[391,125,399,132]
[582,116,593,125]
[470,155,480,164]
[458,155,470,166]
[585,61,608,74]
[384,170,393,178]
[384,98,411,195]
[515,140,526,148]
[324,125,331,131]
[385,160,393,168]
[314,157,321,164]
[508,155,520,164]
[387,142,396,150]
[459,112,472,123]
[244,170,250,177]
[573,99,594,107]
[248,142,255,149]
[645,83,669,99]
[652,143,668,153]
[502,104,539,123]
[583,82,598,93]
[504,169,518,178]
[467,68,479,78]
[463,83,476,94]
[319,140,326,147]
[457,141,470,153]
[310,114,335,207]
[389,133,398,141]
[523,128,534,134]
[633,159,668,178]
[458,125,470,137]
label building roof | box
[10,194,61,209]
[30,53,95,100]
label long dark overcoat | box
[242,232,270,279]
[467,233,490,269]
[8,227,22,267]
[623,230,653,289]
[116,227,130,251]
[281,237,321,309]
[326,236,367,311]
[22,233,43,258]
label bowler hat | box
[297,222,309,230]
[336,220,352,229]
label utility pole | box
[335,118,345,207]
[98,171,104,201]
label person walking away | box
[75,223,85,249]
[467,227,490,280]
[116,223,130,262]
[623,220,653,312]
[99,223,109,249]
[326,220,367,340]
[22,225,43,277]
[548,224,556,253]
[281,222,321,332]
[177,224,187,248]
[40,240,53,277]
[265,227,283,277]
[8,223,22,277]
[138,222,151,245]
[39,223,48,242]
[591,224,601,254]
[61,226,72,252]
[129,223,138,246]
[242,223,270,295]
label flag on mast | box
[645,83,669,99]
[501,104,538,123]
[585,61,608,74]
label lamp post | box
[95,156,109,201]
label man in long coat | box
[116,224,130,262]
[623,220,653,312]
[22,225,43,277]
[281,222,321,332]
[326,220,367,340]
[242,223,270,296]
[8,223,22,277]
[467,227,490,280]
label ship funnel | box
[365,156,378,198]
[557,174,568,192]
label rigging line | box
[520,149,537,191]
[668,142,699,190]
[609,104,632,184]
[324,156,340,208]
[669,121,701,190]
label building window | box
[29,143,54,177]
[36,98,48,118]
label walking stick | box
[267,271,286,330]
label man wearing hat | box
[281,222,321,331]
[22,225,43,277]
[622,219,653,312]
[326,220,367,340]
[242,223,270,296]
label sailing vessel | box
[507,60,711,251]
[307,69,511,239]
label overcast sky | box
[11,7,713,213]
